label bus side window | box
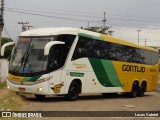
[108,43,117,60]
[152,52,159,65]
[48,45,63,70]
[72,36,93,60]
[93,40,106,59]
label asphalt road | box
[21,91,160,120]
[19,82,160,120]
[158,83,160,92]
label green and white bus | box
[1,27,159,100]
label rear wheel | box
[129,82,139,98]
[66,81,80,101]
[138,82,146,97]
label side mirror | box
[44,41,65,55]
[1,42,15,56]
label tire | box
[34,94,46,99]
[66,81,80,101]
[138,83,146,97]
[129,82,139,98]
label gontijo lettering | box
[122,64,145,73]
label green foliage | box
[1,37,13,59]
[83,26,114,35]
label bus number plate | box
[18,87,25,91]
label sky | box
[2,0,160,46]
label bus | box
[1,27,159,100]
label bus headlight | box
[37,87,43,92]
[35,76,53,84]
[7,86,10,89]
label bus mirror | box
[1,42,15,56]
[44,41,65,55]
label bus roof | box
[20,27,79,36]
[20,27,158,52]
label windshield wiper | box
[13,51,27,72]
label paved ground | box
[20,88,160,120]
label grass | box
[0,81,7,89]
[0,88,28,120]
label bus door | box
[47,44,65,94]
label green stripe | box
[101,60,123,87]
[24,76,41,81]
[79,33,104,41]
[79,33,92,39]
[89,58,114,87]
[89,58,123,87]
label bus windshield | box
[9,35,75,76]
[9,37,51,75]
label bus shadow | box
[20,93,153,103]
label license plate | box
[18,87,25,91]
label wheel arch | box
[68,79,82,94]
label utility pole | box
[137,30,141,45]
[87,21,89,28]
[0,0,4,56]
[18,22,33,32]
[102,11,107,28]
[26,25,33,30]
[145,38,147,46]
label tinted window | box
[93,40,107,59]
[151,52,159,65]
[48,35,75,71]
[72,36,93,60]
[72,36,158,65]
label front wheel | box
[65,81,80,101]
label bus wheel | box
[66,81,80,101]
[129,82,139,98]
[138,82,146,97]
[34,94,46,99]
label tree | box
[0,37,13,59]
[83,26,114,35]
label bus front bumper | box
[6,78,49,95]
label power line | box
[4,27,11,38]
[5,7,160,27]
[5,7,102,19]
[107,14,160,22]
[108,23,160,30]
[12,0,23,20]
[109,17,160,24]
[5,6,160,25]
[6,8,160,31]
[5,9,101,23]
[5,4,101,15]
